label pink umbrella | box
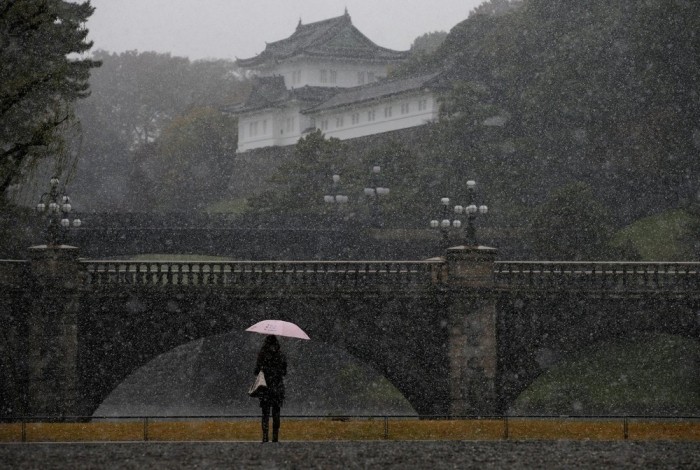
[245,320,310,340]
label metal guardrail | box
[2,414,698,442]
[79,260,444,288]
[8,413,695,421]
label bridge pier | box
[445,245,500,416]
[26,245,83,419]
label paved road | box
[1,441,698,469]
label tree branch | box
[0,71,57,117]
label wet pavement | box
[1,440,698,469]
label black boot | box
[261,418,269,443]
[272,407,280,442]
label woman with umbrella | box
[247,320,309,443]
[254,335,287,443]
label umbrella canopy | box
[245,319,310,340]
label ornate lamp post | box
[323,174,349,206]
[430,197,462,248]
[29,176,83,419]
[430,180,488,247]
[36,176,81,245]
[363,165,389,228]
[323,174,348,228]
[454,180,488,246]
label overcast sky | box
[86,0,487,61]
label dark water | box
[1,441,698,469]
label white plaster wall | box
[238,104,311,152]
[274,105,310,147]
[264,59,389,89]
[237,92,438,152]
[237,110,278,152]
[312,92,438,141]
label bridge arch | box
[94,331,417,417]
[79,287,449,417]
[507,332,700,415]
[496,292,700,412]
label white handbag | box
[248,371,268,397]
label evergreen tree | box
[528,182,613,260]
[0,0,99,195]
[149,107,238,211]
[249,130,350,220]
[70,50,248,211]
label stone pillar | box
[26,245,82,419]
[445,245,499,416]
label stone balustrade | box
[2,259,698,292]
[79,260,444,288]
[494,261,700,292]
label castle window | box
[330,70,337,84]
[284,117,296,133]
[418,99,428,111]
[351,113,359,125]
[401,103,410,114]
[336,116,344,128]
[367,109,375,121]
[262,119,267,134]
[384,106,392,118]
[321,119,329,130]
[320,69,328,83]
[249,121,258,137]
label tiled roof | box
[227,76,339,114]
[237,13,408,67]
[240,76,288,110]
[304,72,443,113]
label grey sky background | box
[86,0,487,61]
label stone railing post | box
[26,245,82,419]
[445,244,499,416]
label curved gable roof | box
[305,72,443,113]
[237,12,408,67]
[226,76,339,114]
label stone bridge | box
[1,245,698,419]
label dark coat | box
[255,339,287,408]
